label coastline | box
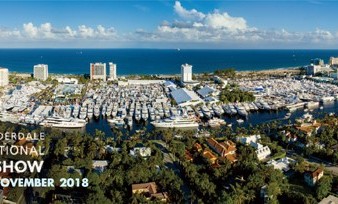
[9,66,302,78]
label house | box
[206,138,237,163]
[256,146,271,161]
[285,131,298,143]
[132,182,168,202]
[193,143,203,152]
[129,147,151,157]
[105,145,122,153]
[260,185,272,203]
[92,160,109,173]
[318,195,338,204]
[202,150,217,164]
[296,121,322,137]
[237,134,261,145]
[185,150,193,162]
[304,168,324,186]
[237,135,271,161]
[267,157,295,172]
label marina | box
[1,75,338,137]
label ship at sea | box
[151,117,199,129]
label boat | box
[229,104,238,115]
[79,106,87,120]
[134,109,141,122]
[284,112,291,119]
[306,101,320,109]
[151,117,199,129]
[237,119,244,124]
[201,106,211,118]
[40,117,87,128]
[321,96,335,103]
[208,118,226,127]
[94,105,100,118]
[235,104,248,118]
[72,105,80,118]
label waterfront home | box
[131,182,168,202]
[296,120,322,137]
[304,168,324,186]
[129,147,151,157]
[92,160,109,173]
[206,138,237,163]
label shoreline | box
[9,66,302,78]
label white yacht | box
[151,117,199,129]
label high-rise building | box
[0,68,9,86]
[34,64,48,81]
[310,58,324,66]
[329,57,338,66]
[181,63,192,82]
[90,63,106,81]
[109,62,117,80]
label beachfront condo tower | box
[181,63,192,83]
[34,64,48,81]
[0,68,9,86]
[90,63,106,81]
[109,62,117,80]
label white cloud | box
[0,1,338,48]
[23,22,38,38]
[141,1,338,47]
[204,12,247,30]
[174,1,205,21]
[1,22,118,42]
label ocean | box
[1,49,338,75]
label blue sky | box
[0,0,338,48]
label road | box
[153,140,191,202]
[287,150,338,176]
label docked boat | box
[94,105,100,118]
[40,117,87,128]
[208,118,226,127]
[151,117,199,129]
[306,101,320,109]
[79,107,87,120]
[235,104,248,118]
[72,105,80,118]
[321,96,335,103]
[201,106,212,118]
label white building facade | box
[34,64,48,81]
[90,63,106,81]
[181,63,192,82]
[109,62,117,80]
[0,68,9,86]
